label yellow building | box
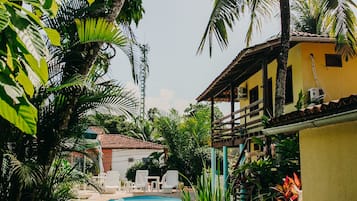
[197,32,357,200]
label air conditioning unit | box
[238,86,247,99]
[307,88,325,104]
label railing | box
[211,99,264,144]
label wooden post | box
[262,58,269,116]
[230,84,235,134]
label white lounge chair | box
[101,171,120,194]
[160,170,179,193]
[130,170,149,192]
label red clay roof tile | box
[98,134,164,149]
[270,95,357,127]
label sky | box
[109,0,280,114]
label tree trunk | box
[275,0,290,117]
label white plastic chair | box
[131,170,149,192]
[160,170,179,193]
[101,171,120,194]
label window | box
[285,66,293,104]
[325,54,342,67]
[128,157,134,162]
[249,86,259,117]
[253,144,261,151]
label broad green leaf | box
[23,54,39,70]
[22,54,48,84]
[75,18,127,47]
[0,5,10,32]
[3,83,22,104]
[6,44,14,71]
[0,85,37,135]
[42,0,58,16]
[44,28,61,46]
[0,60,5,72]
[87,0,95,6]
[46,75,85,93]
[8,1,43,27]
[39,57,48,82]
[8,10,47,60]
[16,67,34,97]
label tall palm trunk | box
[275,0,290,117]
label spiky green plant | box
[182,169,231,201]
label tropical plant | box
[154,104,223,184]
[233,158,277,200]
[292,0,357,59]
[0,0,146,199]
[84,113,140,134]
[271,172,302,201]
[294,90,305,110]
[292,0,323,34]
[130,117,155,141]
[0,0,60,135]
[0,152,95,201]
[199,0,356,116]
[0,62,138,200]
[232,134,300,200]
[147,107,160,121]
[182,168,231,201]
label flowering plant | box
[271,172,302,201]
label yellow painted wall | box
[299,120,357,201]
[238,42,357,113]
[238,44,304,115]
[300,43,357,101]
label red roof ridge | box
[98,133,164,150]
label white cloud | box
[123,82,191,114]
[146,89,190,114]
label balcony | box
[211,100,265,147]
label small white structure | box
[88,126,164,179]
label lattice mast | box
[139,44,149,119]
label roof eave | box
[196,36,335,102]
[263,109,357,135]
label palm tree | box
[198,0,356,116]
[292,0,357,59]
[292,0,323,34]
[0,0,145,199]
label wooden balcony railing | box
[211,99,264,146]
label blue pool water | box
[110,196,181,201]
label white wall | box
[111,149,160,180]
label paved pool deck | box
[73,189,184,201]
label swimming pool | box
[110,195,181,201]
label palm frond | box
[5,154,43,189]
[118,39,141,83]
[322,0,357,59]
[0,5,10,32]
[244,0,277,46]
[198,0,278,56]
[292,0,322,34]
[197,0,240,56]
[75,80,138,117]
[75,18,127,46]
